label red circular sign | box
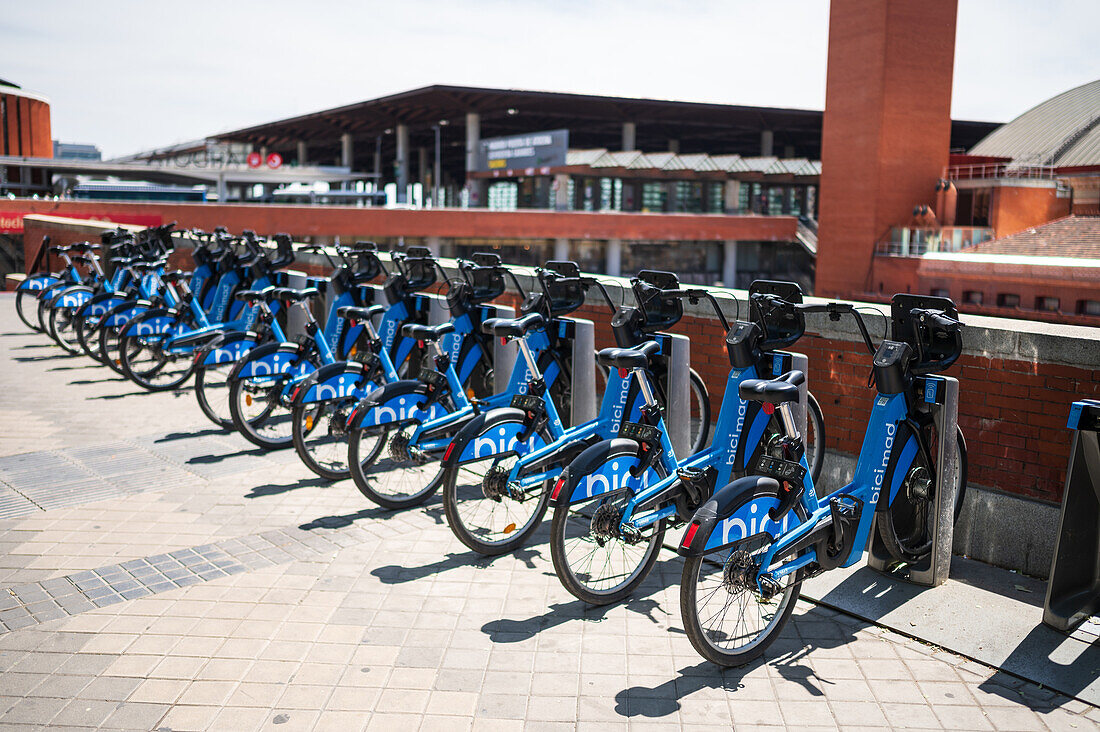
[266,153,283,169]
[246,152,262,168]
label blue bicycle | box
[676,293,967,666]
[438,269,708,555]
[547,281,827,604]
[344,260,590,510]
[227,246,437,450]
[289,251,510,480]
[194,241,383,430]
[117,231,293,391]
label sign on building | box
[476,129,568,172]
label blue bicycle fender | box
[102,302,150,328]
[677,476,798,558]
[56,288,94,310]
[199,335,258,367]
[77,295,125,321]
[555,438,658,505]
[231,343,309,380]
[123,313,178,338]
[292,361,376,405]
[17,274,59,291]
[348,381,448,430]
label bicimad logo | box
[576,459,650,500]
[714,497,794,548]
[471,424,538,459]
[871,421,896,504]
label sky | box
[1,0,1098,159]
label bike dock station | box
[653,331,691,456]
[1043,399,1100,632]
[866,373,960,587]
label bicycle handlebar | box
[580,277,619,314]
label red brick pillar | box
[815,0,958,298]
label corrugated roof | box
[966,215,1100,259]
[566,148,608,166]
[970,79,1100,167]
[709,154,750,173]
[741,156,779,173]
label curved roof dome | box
[970,79,1100,167]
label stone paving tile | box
[1,299,1099,730]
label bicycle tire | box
[440,426,555,555]
[194,364,235,428]
[292,399,356,481]
[15,289,44,332]
[680,488,807,667]
[48,305,82,355]
[875,425,967,563]
[348,426,446,510]
[688,368,711,454]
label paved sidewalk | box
[0,294,1097,731]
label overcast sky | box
[2,0,1097,158]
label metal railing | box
[875,226,996,256]
[945,162,1058,181]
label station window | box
[737,183,750,213]
[996,293,1020,308]
[641,183,667,212]
[1077,300,1100,316]
[930,288,950,298]
[963,290,983,305]
[1035,296,1060,312]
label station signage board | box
[476,129,568,173]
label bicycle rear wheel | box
[48,306,82,355]
[16,290,44,332]
[119,331,195,391]
[194,363,235,428]
[292,399,356,480]
[349,425,445,510]
[441,433,553,555]
[680,487,806,667]
[550,488,666,605]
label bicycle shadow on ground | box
[88,388,192,400]
[297,503,411,530]
[614,604,863,718]
[187,444,272,466]
[12,353,74,363]
[155,427,228,442]
[480,558,678,644]
[246,476,332,498]
[371,544,544,585]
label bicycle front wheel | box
[48,306,82,355]
[194,363,235,428]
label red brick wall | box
[816,0,958,298]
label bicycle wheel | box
[118,329,195,391]
[75,315,106,364]
[441,430,554,555]
[16,289,44,332]
[688,368,711,455]
[98,319,133,376]
[229,363,316,450]
[550,487,666,605]
[194,363,236,429]
[680,488,806,667]
[875,425,968,562]
[292,399,357,481]
[48,306,82,355]
[348,423,447,510]
[805,392,826,484]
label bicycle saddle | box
[234,288,271,303]
[738,370,804,405]
[161,270,188,284]
[337,305,385,321]
[482,313,545,338]
[401,322,455,342]
[271,287,320,303]
[597,340,661,371]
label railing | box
[875,226,996,256]
[946,163,1058,181]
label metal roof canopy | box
[212,85,999,176]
